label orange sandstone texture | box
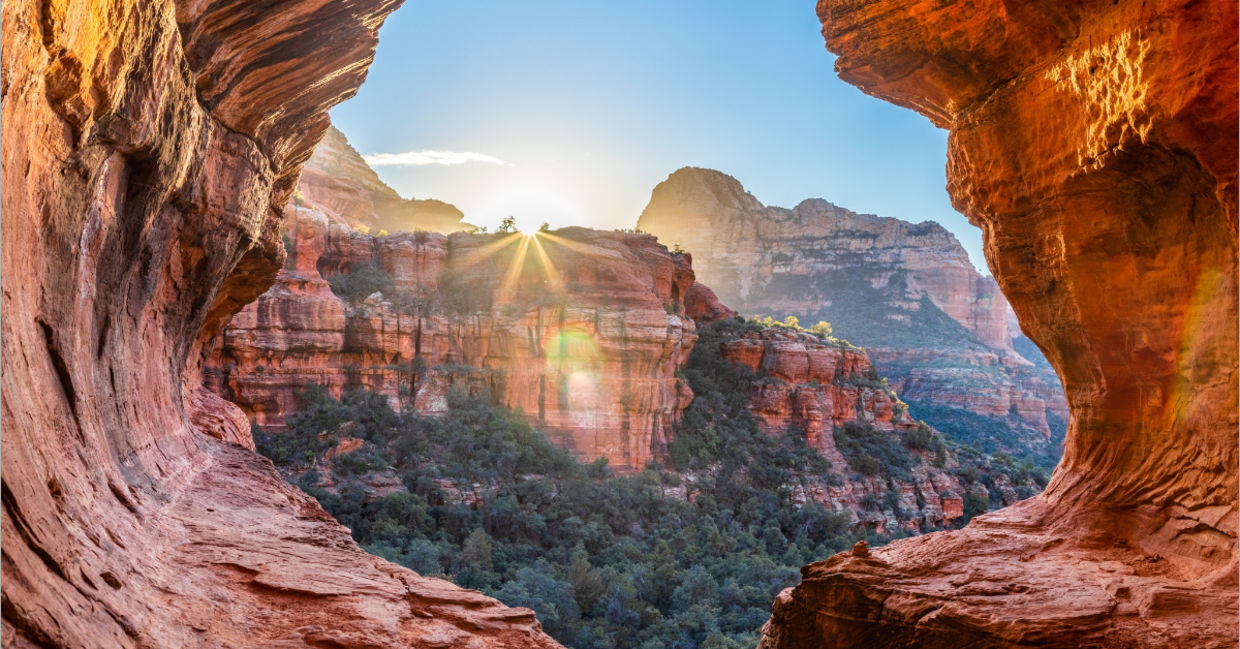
[207,207,698,472]
[683,281,738,323]
[760,1,1238,647]
[720,328,910,444]
[0,0,560,647]
[717,326,977,532]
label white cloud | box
[362,150,509,167]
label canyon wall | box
[638,167,1069,467]
[0,0,560,646]
[716,325,978,531]
[721,328,910,443]
[210,126,1046,533]
[761,0,1238,647]
[207,207,698,471]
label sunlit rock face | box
[0,0,562,646]
[760,0,1238,647]
[207,208,697,471]
[721,328,911,443]
[638,167,1069,463]
[297,125,472,232]
[683,281,738,323]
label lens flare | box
[546,326,602,428]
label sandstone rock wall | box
[760,1,1237,647]
[207,208,697,471]
[721,328,910,443]
[637,167,1069,458]
[0,0,560,646]
[718,326,977,531]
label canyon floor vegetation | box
[255,321,1034,649]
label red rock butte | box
[760,1,1238,647]
[638,166,1070,449]
[206,208,698,472]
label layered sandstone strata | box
[0,0,560,646]
[721,327,912,443]
[760,1,1238,647]
[207,208,698,471]
[718,326,975,531]
[638,168,1069,457]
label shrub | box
[964,486,990,519]
[328,263,393,303]
[902,421,937,451]
[253,331,922,649]
[832,422,917,480]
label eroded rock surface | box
[721,328,911,443]
[718,325,979,531]
[207,208,697,471]
[297,124,472,232]
[638,167,1069,462]
[760,1,1238,647]
[0,0,560,646]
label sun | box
[512,213,542,234]
[477,180,581,233]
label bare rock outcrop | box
[720,327,912,444]
[207,209,697,471]
[760,1,1238,647]
[638,167,1069,462]
[0,0,560,646]
[718,326,976,531]
[684,281,738,323]
[296,125,472,232]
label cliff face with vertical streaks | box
[0,0,562,646]
[207,207,698,471]
[759,1,1238,647]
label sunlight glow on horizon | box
[329,3,992,273]
[475,180,588,234]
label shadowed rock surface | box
[759,0,1238,647]
[0,0,561,646]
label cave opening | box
[2,0,1232,648]
[210,3,1095,647]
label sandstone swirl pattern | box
[0,1,561,646]
[759,1,1238,647]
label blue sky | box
[329,2,988,273]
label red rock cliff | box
[718,326,981,532]
[760,1,1238,647]
[207,208,697,472]
[721,327,911,443]
[0,1,561,646]
[638,167,1069,459]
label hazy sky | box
[329,2,988,273]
